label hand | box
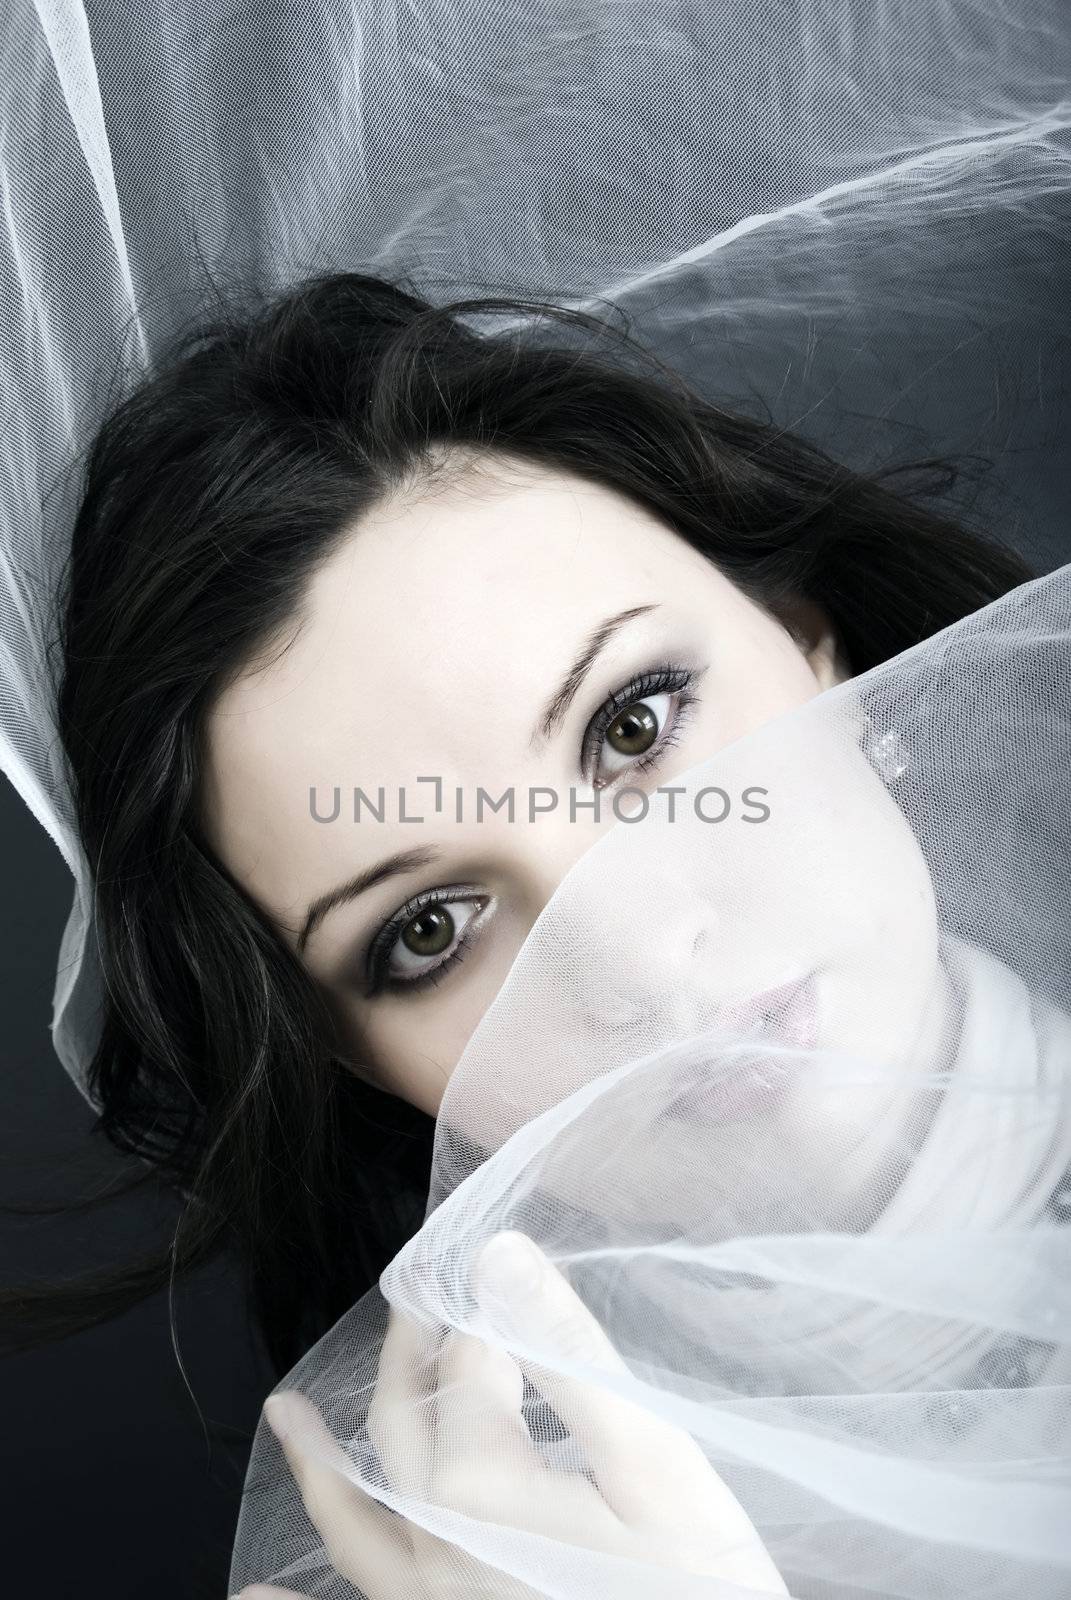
[234,1230,789,1600]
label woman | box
[40,271,1070,1596]
[43,269,1028,1361]
[0,0,1065,1587]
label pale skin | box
[204,450,943,1597]
[200,449,849,1118]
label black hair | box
[4,270,1033,1378]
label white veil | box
[227,562,1071,1599]
[0,2,1068,1597]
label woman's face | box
[200,453,901,1120]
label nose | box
[595,878,720,1035]
[506,811,722,1036]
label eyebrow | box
[297,845,440,957]
[531,603,659,746]
[297,602,659,958]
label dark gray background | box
[0,782,275,1598]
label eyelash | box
[581,662,699,788]
[364,885,488,999]
[363,661,700,997]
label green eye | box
[584,665,702,790]
[605,701,659,756]
[367,892,490,993]
[401,904,455,957]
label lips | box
[660,973,819,1124]
[706,973,819,1052]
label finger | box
[475,1233,630,1374]
[265,1390,409,1599]
[366,1298,439,1500]
[431,1327,546,1514]
[473,1232,641,1515]
[474,1233,737,1526]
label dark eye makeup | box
[361,659,704,998]
[363,885,490,998]
[581,661,698,787]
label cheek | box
[823,827,937,974]
[697,712,942,1062]
[776,797,944,1189]
[347,958,510,1117]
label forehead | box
[196,456,714,922]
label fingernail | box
[263,1391,301,1437]
[477,1231,543,1299]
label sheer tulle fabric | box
[229,566,1071,1597]
[0,1,1068,1597]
